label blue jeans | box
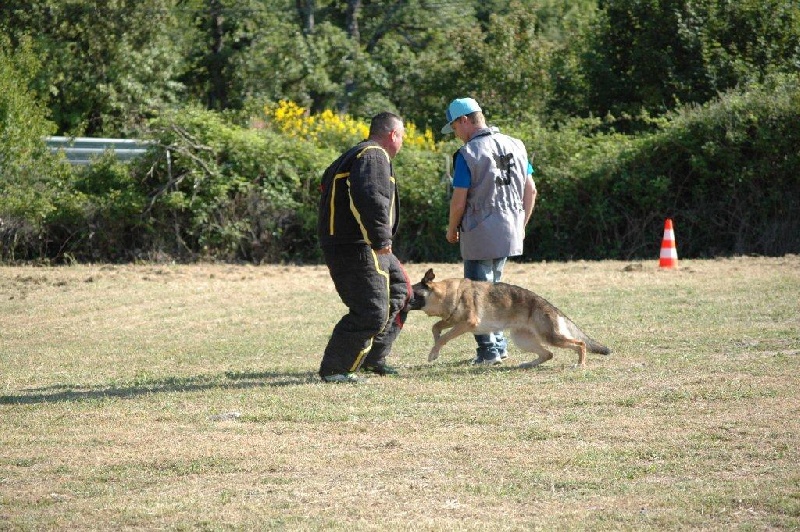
[464,258,508,360]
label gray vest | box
[458,127,529,260]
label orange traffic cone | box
[659,218,678,268]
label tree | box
[377,1,558,130]
[296,0,315,34]
[0,0,184,136]
[696,0,800,90]
[0,36,73,260]
[179,0,263,111]
[460,3,556,123]
[284,0,471,120]
[578,0,800,130]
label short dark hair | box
[369,112,403,137]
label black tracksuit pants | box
[319,243,410,377]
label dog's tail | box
[585,336,612,355]
[565,320,612,355]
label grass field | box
[1,256,799,530]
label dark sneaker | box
[321,373,364,383]
[471,355,503,366]
[361,364,399,376]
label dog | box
[408,268,611,368]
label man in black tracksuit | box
[317,112,411,382]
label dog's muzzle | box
[406,294,426,311]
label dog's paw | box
[428,351,440,362]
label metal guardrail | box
[45,136,152,166]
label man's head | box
[369,112,405,158]
[441,97,485,141]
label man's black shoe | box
[361,364,399,376]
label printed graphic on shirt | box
[493,152,515,186]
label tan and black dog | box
[408,268,611,368]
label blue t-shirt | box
[452,152,534,188]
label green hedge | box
[0,37,74,261]
[652,75,800,257]
[503,74,800,261]
[2,76,798,263]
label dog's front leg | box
[428,321,476,362]
[428,320,451,361]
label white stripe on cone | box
[659,219,678,267]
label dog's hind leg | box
[549,336,587,368]
[511,329,554,368]
[546,316,590,367]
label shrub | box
[48,153,149,262]
[141,106,335,262]
[261,100,447,262]
[6,83,797,264]
[510,74,800,260]
[393,146,459,263]
[0,37,76,262]
[654,74,800,256]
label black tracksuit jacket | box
[317,140,399,249]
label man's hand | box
[446,227,460,244]
[376,245,392,255]
[447,188,467,245]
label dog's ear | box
[423,268,435,284]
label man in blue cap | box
[441,97,537,365]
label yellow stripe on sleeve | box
[329,172,349,236]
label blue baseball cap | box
[441,97,482,134]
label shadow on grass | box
[0,369,320,405]
[2,360,554,405]
[401,357,557,377]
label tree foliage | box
[0,0,183,136]
[0,36,73,260]
[3,0,797,133]
[574,0,800,130]
[1,0,799,263]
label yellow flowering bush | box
[264,100,436,151]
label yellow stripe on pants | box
[348,248,391,372]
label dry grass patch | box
[1,257,799,530]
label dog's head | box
[407,268,436,311]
